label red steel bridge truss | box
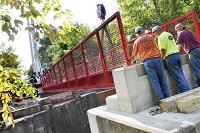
[41,11,200,92]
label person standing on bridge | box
[152,26,190,93]
[132,26,170,101]
[175,23,200,87]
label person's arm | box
[132,43,138,64]
[177,43,186,54]
[160,49,166,59]
[132,55,137,64]
[177,44,182,52]
[176,33,183,51]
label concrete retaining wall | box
[0,92,99,133]
[96,116,149,133]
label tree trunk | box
[152,0,163,24]
[172,0,178,19]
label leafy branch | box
[0,65,36,128]
[0,0,72,43]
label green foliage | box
[116,0,200,39]
[0,121,5,128]
[0,65,36,128]
[38,37,54,68]
[0,43,21,69]
[0,0,72,43]
[38,23,91,67]
[0,52,20,69]
[26,65,34,79]
[0,43,35,128]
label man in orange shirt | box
[132,26,170,101]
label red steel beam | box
[116,12,131,66]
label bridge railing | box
[162,11,200,42]
[41,11,200,92]
[41,11,131,92]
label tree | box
[0,0,72,43]
[38,37,54,69]
[0,65,36,128]
[116,0,200,39]
[38,23,91,67]
[0,43,36,128]
[0,43,21,69]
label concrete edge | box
[87,106,171,133]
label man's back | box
[177,29,200,53]
[133,34,160,61]
[158,31,179,58]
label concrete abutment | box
[88,54,200,133]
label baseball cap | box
[135,26,144,34]
[152,26,163,33]
[175,23,185,31]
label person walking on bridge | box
[152,26,190,93]
[175,23,200,87]
[132,26,170,101]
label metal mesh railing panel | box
[76,64,86,78]
[50,68,56,85]
[72,46,86,78]
[99,18,126,70]
[41,74,47,87]
[83,35,103,75]
[44,74,49,87]
[87,56,103,75]
[54,65,61,83]
[58,61,66,82]
[64,56,74,80]
[47,71,52,87]
[45,71,51,87]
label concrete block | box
[112,65,156,113]
[177,93,200,108]
[106,94,120,111]
[112,66,133,99]
[160,87,200,112]
[177,93,200,113]
[118,98,136,113]
[135,63,146,77]
[178,102,200,114]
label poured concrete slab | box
[88,105,200,133]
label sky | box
[0,0,119,70]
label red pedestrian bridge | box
[41,11,200,92]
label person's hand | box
[132,59,136,65]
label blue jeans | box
[190,48,200,86]
[144,57,170,100]
[165,53,190,93]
